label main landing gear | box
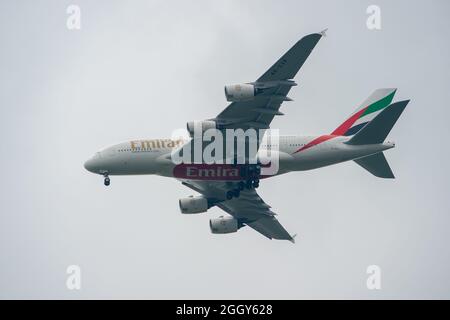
[103,173,110,186]
[225,164,261,200]
[226,189,240,200]
[241,164,261,190]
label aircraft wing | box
[176,32,325,241]
[214,31,325,131]
[182,180,295,242]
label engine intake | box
[179,195,209,214]
[209,216,239,234]
[224,83,256,102]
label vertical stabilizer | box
[332,88,397,136]
[346,100,409,145]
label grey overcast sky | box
[1,0,449,299]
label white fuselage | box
[84,135,395,180]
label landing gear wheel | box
[253,180,259,189]
[226,190,233,200]
[246,180,253,190]
[233,189,240,198]
[238,181,245,191]
[255,165,261,176]
[248,166,255,177]
[103,173,110,186]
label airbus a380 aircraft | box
[84,31,409,242]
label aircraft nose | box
[84,159,93,172]
[84,158,96,173]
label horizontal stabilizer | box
[346,100,409,145]
[354,152,395,179]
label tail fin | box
[331,88,397,136]
[346,100,409,145]
[354,152,395,178]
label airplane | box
[84,31,409,243]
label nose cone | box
[84,158,96,173]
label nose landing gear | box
[103,173,110,186]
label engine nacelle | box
[209,216,239,234]
[179,195,209,214]
[186,120,216,136]
[224,83,256,102]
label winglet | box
[289,233,298,244]
[320,28,328,37]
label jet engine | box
[186,120,216,136]
[224,83,256,102]
[179,195,209,214]
[209,216,239,234]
